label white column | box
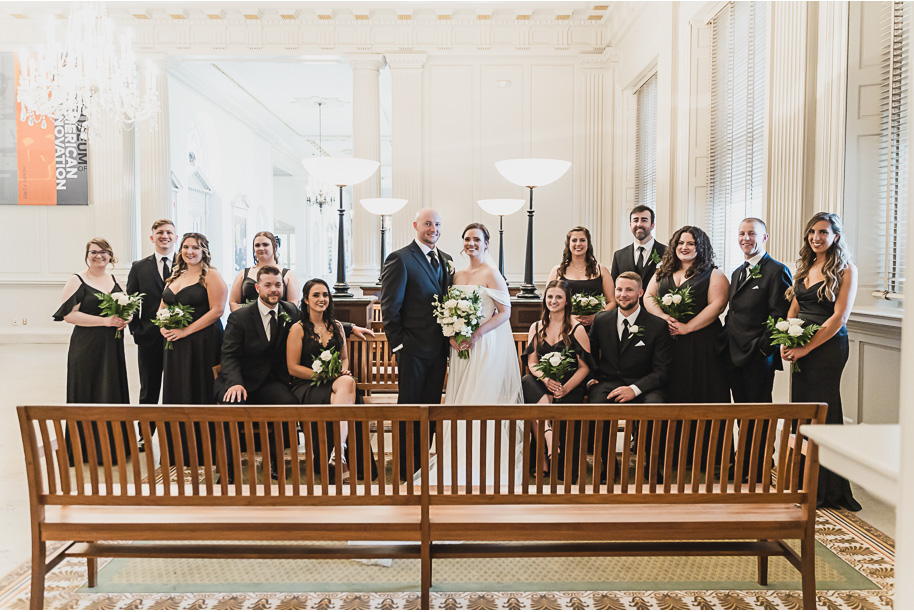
[813,2,849,216]
[579,51,612,262]
[765,1,813,265]
[89,113,137,274]
[387,53,427,252]
[347,54,384,286]
[138,57,173,255]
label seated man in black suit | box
[586,271,673,483]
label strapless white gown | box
[427,285,524,487]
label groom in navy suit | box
[380,208,453,479]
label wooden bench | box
[20,402,825,609]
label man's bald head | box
[414,208,442,248]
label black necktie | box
[621,318,630,341]
[428,251,441,283]
[740,262,751,286]
[268,310,278,343]
[161,256,170,282]
[636,247,645,273]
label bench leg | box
[757,540,768,586]
[801,531,817,609]
[421,540,431,609]
[87,556,98,588]
[30,537,46,610]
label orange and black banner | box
[0,52,88,205]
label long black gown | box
[291,322,378,481]
[792,281,862,511]
[161,281,224,463]
[240,267,289,303]
[657,268,730,467]
[53,274,131,465]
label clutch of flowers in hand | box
[653,285,695,320]
[95,291,145,339]
[532,346,577,383]
[432,286,483,359]
[152,303,194,349]
[766,316,821,373]
[571,292,605,316]
[310,348,343,386]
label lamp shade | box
[301,157,380,186]
[360,198,408,216]
[495,158,572,188]
[477,198,525,216]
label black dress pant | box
[395,350,445,479]
[728,351,777,481]
[137,338,165,435]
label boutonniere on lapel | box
[446,259,455,275]
[649,250,662,265]
[627,324,645,340]
[748,263,762,279]
[278,311,293,325]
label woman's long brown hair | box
[537,280,575,348]
[786,212,852,302]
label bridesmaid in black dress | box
[287,278,359,481]
[53,238,131,465]
[782,212,861,512]
[160,233,227,463]
[228,231,300,311]
[521,280,593,475]
[548,226,616,326]
[645,226,730,467]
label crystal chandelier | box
[302,98,342,210]
[305,177,336,211]
[16,1,159,136]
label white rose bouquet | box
[432,286,483,359]
[152,303,194,350]
[766,316,821,373]
[310,348,343,386]
[571,292,606,316]
[95,291,145,339]
[652,285,695,320]
[532,346,577,383]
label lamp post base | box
[333,283,353,298]
[516,283,540,299]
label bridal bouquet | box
[432,286,483,359]
[766,316,821,373]
[532,346,577,383]
[310,348,343,386]
[571,292,605,316]
[152,303,194,350]
[95,291,144,339]
[653,285,695,320]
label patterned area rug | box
[0,508,893,609]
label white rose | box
[470,317,477,325]
[112,292,130,306]
[661,294,674,306]
[461,326,472,336]
[444,299,457,309]
[156,308,170,320]
[454,317,466,329]
[457,299,471,311]
[548,353,563,367]
[787,325,804,337]
[320,350,333,361]
[787,318,805,327]
[629,324,639,334]
[174,308,184,316]
[311,360,323,373]
[671,294,683,304]
[775,320,790,332]
[442,325,454,337]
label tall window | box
[634,73,658,208]
[876,1,910,298]
[707,1,767,272]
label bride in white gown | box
[426,223,524,488]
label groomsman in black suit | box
[724,218,792,480]
[127,219,176,449]
[610,205,667,290]
[581,272,672,483]
[380,208,453,479]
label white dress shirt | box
[257,298,279,342]
[617,305,643,398]
[633,238,656,266]
[415,238,439,263]
[157,253,173,280]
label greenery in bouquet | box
[766,316,821,373]
[432,287,483,359]
[532,346,577,383]
[152,303,194,349]
[652,285,695,320]
[310,347,343,386]
[571,292,606,316]
[95,291,144,339]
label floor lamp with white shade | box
[494,159,572,299]
[360,197,408,283]
[301,157,380,297]
[477,198,525,279]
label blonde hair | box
[786,212,852,302]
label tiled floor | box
[0,342,897,580]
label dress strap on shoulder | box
[281,267,290,277]
[74,274,85,283]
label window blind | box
[707,1,767,274]
[635,73,658,209]
[876,1,909,299]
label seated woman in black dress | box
[547,226,616,326]
[781,212,861,512]
[53,237,131,466]
[160,233,227,463]
[521,280,592,475]
[287,278,357,480]
[228,231,301,311]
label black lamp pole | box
[333,184,353,297]
[378,215,388,284]
[496,215,506,278]
[517,186,539,299]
